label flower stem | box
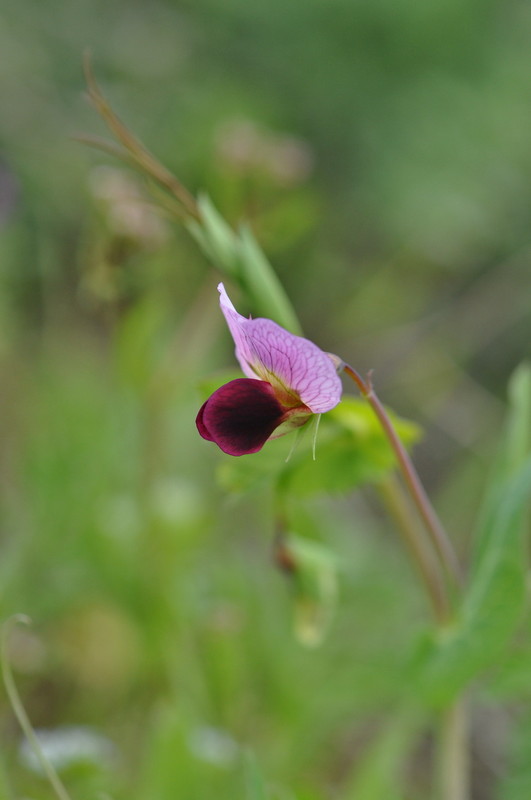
[1,616,73,800]
[342,363,462,589]
[378,476,450,623]
[342,363,469,798]
[438,699,469,800]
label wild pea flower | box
[196,284,342,456]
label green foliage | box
[414,456,531,707]
[2,0,531,796]
[412,364,531,708]
[473,362,531,567]
[188,195,302,333]
[219,396,421,497]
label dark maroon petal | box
[196,401,214,441]
[196,378,288,456]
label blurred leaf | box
[188,195,302,334]
[413,457,531,707]
[219,396,421,497]
[237,223,302,334]
[218,435,292,493]
[281,428,386,497]
[473,361,531,567]
[188,194,241,278]
[407,364,531,707]
[280,398,421,497]
[505,362,531,470]
[329,397,420,441]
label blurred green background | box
[1,1,530,798]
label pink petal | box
[196,378,290,456]
[218,283,342,413]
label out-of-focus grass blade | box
[505,362,531,468]
[188,195,302,334]
[473,362,530,567]
[188,194,241,278]
[425,456,530,701]
[237,224,302,334]
[416,383,531,708]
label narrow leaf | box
[412,364,531,706]
[188,194,240,276]
[473,361,531,567]
[188,197,302,334]
[237,224,302,334]
[416,456,531,707]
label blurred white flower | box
[89,165,169,245]
[188,725,239,767]
[19,725,116,774]
[215,119,314,186]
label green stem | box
[342,363,469,798]
[438,699,469,800]
[378,476,450,623]
[84,54,200,221]
[1,616,73,800]
[342,363,462,589]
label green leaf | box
[218,397,421,498]
[329,397,421,444]
[505,362,531,470]
[411,363,531,707]
[237,224,302,334]
[217,436,292,494]
[280,398,421,497]
[429,500,529,705]
[281,428,390,497]
[473,361,531,567]
[188,194,240,277]
[415,455,531,707]
[188,194,302,334]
